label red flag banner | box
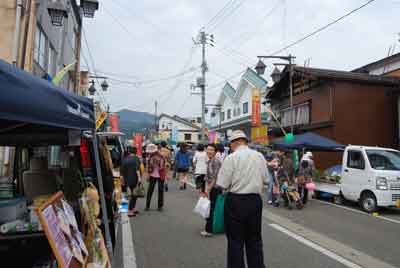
[251,88,261,127]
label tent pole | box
[92,133,113,261]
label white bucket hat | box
[229,130,248,142]
[146,143,158,154]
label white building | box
[158,113,201,144]
[211,68,269,139]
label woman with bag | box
[120,146,142,217]
[145,144,166,211]
[201,144,222,237]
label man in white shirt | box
[193,143,208,194]
[217,130,268,268]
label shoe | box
[268,200,273,205]
[158,207,163,212]
[134,210,140,215]
[165,184,169,192]
[183,183,187,190]
[179,186,184,190]
[128,210,136,217]
[200,231,212,237]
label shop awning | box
[272,132,345,151]
[0,60,95,145]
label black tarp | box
[0,59,95,145]
[272,132,345,151]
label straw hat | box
[229,130,248,142]
[146,143,158,154]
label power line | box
[208,0,247,32]
[104,66,200,86]
[270,0,377,55]
[205,0,237,29]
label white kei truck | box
[314,145,400,213]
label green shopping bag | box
[213,194,225,234]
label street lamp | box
[81,0,99,18]
[88,80,96,96]
[47,0,68,27]
[255,59,267,75]
[101,79,109,91]
[256,54,296,133]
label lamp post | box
[88,76,109,96]
[255,54,296,134]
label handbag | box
[132,183,146,198]
[193,197,210,219]
[213,194,225,234]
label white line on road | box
[313,199,400,225]
[269,223,363,268]
[122,213,137,268]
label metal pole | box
[201,31,207,143]
[12,0,23,66]
[92,134,113,260]
[289,54,294,134]
[20,0,32,69]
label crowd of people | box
[119,130,316,268]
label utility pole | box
[200,31,207,144]
[193,30,214,143]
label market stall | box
[0,59,112,267]
[271,132,345,151]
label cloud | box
[83,0,400,116]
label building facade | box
[0,0,82,92]
[158,114,201,144]
[267,65,400,170]
[211,68,269,141]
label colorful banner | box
[134,135,143,157]
[109,113,119,132]
[251,125,268,145]
[96,111,107,130]
[251,88,261,126]
[52,61,76,86]
[208,130,217,143]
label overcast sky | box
[82,0,400,117]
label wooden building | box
[266,66,400,170]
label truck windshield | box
[366,150,400,171]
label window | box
[233,108,236,117]
[280,103,310,127]
[227,109,231,119]
[243,102,249,114]
[184,133,192,141]
[34,26,47,69]
[347,150,365,169]
[367,150,400,171]
[48,45,56,76]
[221,112,225,121]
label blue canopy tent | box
[0,59,95,145]
[272,132,345,151]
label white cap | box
[146,143,158,154]
[229,130,248,142]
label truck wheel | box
[360,192,378,213]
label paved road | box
[129,180,385,268]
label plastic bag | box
[193,197,210,219]
[213,194,225,234]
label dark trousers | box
[146,177,164,209]
[298,185,309,204]
[225,193,265,268]
[128,186,138,210]
[205,187,222,233]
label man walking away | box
[120,146,142,217]
[193,143,208,194]
[217,130,268,268]
[175,143,190,190]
